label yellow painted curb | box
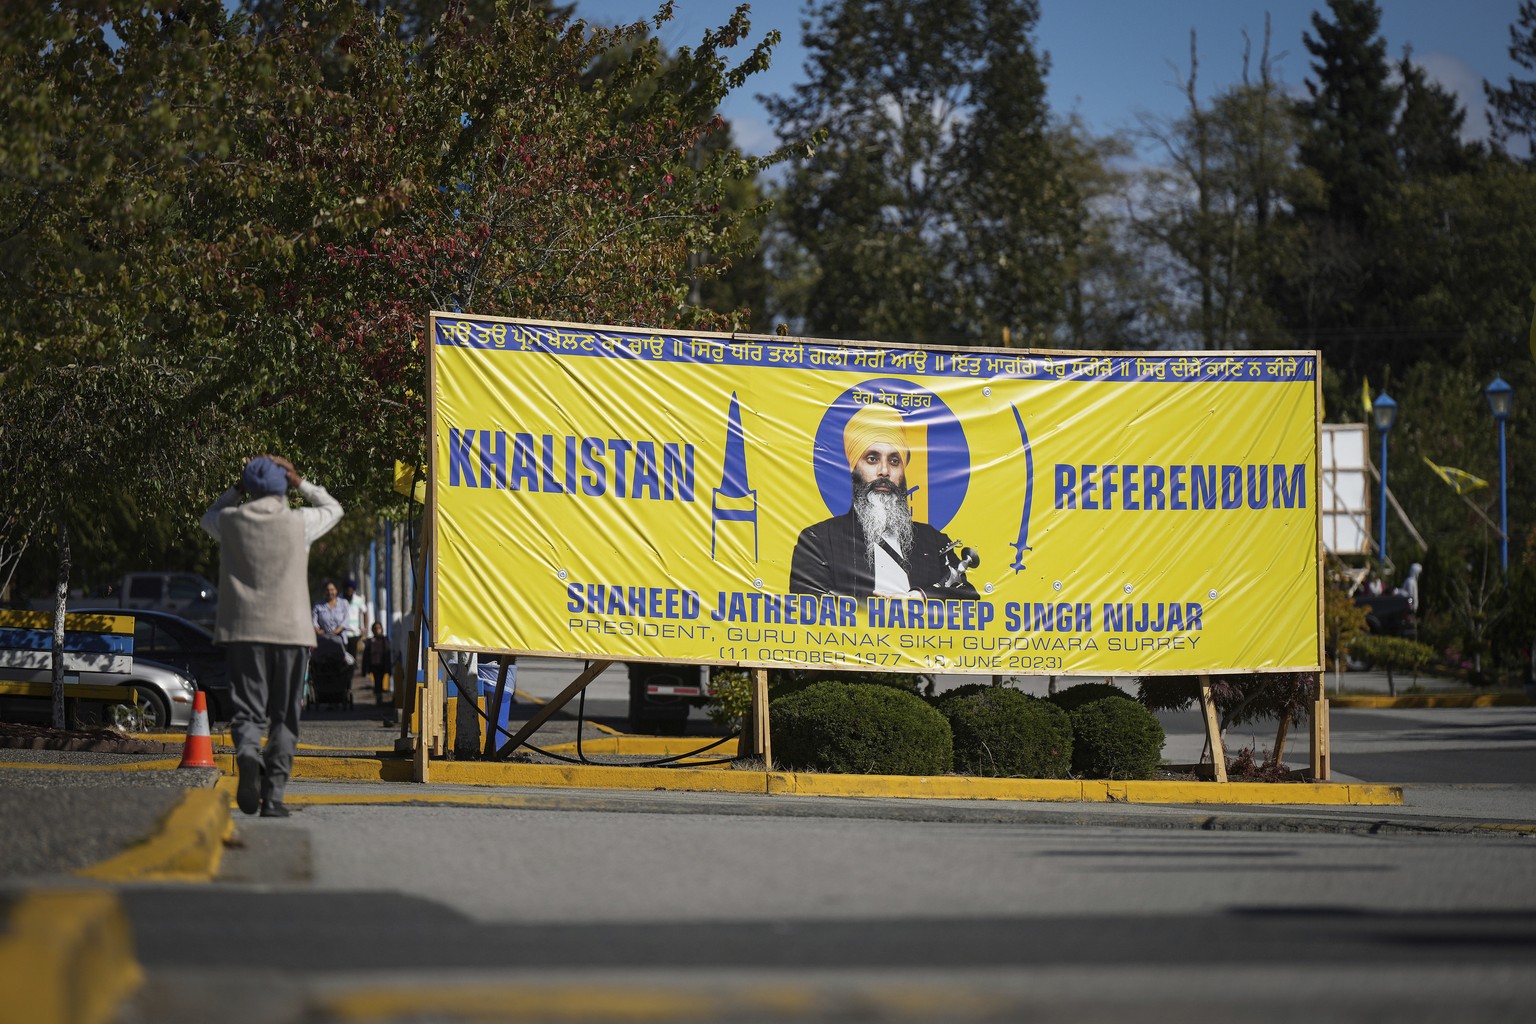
[430,760,768,793]
[77,788,230,883]
[768,772,1089,801]
[0,759,182,773]
[280,791,578,809]
[765,773,1401,805]
[291,756,413,783]
[0,890,143,1024]
[136,732,390,753]
[1103,780,1402,805]
[1330,693,1530,709]
[279,754,1402,806]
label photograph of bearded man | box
[789,403,978,599]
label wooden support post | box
[752,667,771,768]
[412,681,430,783]
[445,696,458,757]
[1198,674,1228,783]
[475,696,487,755]
[426,648,445,758]
[1310,674,1330,781]
[399,512,433,746]
[492,660,613,760]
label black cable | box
[439,655,739,767]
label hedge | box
[770,681,952,775]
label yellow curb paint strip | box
[134,732,386,753]
[768,772,1089,801]
[321,982,1026,1022]
[1471,822,1536,834]
[279,792,562,809]
[0,890,143,1024]
[1329,693,1531,709]
[768,772,1401,805]
[281,755,1401,806]
[429,760,768,793]
[0,759,183,773]
[324,985,720,1022]
[289,757,414,783]
[76,788,230,883]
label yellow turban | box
[843,404,912,468]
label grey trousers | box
[227,642,309,803]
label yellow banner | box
[430,315,1322,676]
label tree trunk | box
[51,511,70,729]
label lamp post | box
[1372,392,1397,564]
[1485,376,1512,573]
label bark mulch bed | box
[0,721,181,755]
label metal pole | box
[1498,418,1508,573]
[1378,430,1389,564]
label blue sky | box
[573,0,1525,155]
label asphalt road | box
[116,801,1536,1024]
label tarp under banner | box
[429,314,1323,676]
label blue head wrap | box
[241,457,289,497]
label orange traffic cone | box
[178,690,216,768]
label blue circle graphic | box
[812,378,970,530]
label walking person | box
[312,580,349,665]
[341,578,369,677]
[361,621,391,711]
[200,455,342,817]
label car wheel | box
[129,685,170,730]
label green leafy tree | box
[0,1,789,721]
[764,0,1083,345]
[1134,25,1306,349]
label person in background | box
[312,579,348,662]
[342,578,369,677]
[201,455,342,818]
[361,621,391,712]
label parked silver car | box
[0,658,198,730]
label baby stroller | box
[306,634,354,710]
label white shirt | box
[872,532,911,595]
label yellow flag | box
[1422,456,1487,495]
[393,460,427,504]
[1361,376,1372,418]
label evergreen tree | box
[1295,0,1400,232]
[1273,0,1401,377]
[764,0,1081,345]
[1485,0,1536,161]
[1395,50,1481,180]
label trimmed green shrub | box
[1069,697,1165,780]
[938,688,1072,778]
[1349,636,1437,694]
[770,681,952,775]
[1049,681,1135,714]
[926,682,994,707]
[768,668,925,701]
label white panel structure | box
[1321,424,1371,555]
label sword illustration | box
[1011,404,1033,572]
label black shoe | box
[236,757,262,816]
[259,800,291,818]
